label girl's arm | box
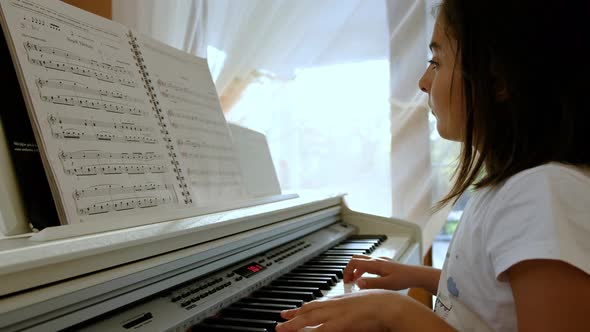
[507,259,590,332]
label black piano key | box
[253,290,315,302]
[274,278,331,290]
[310,258,350,263]
[301,264,348,270]
[241,297,304,307]
[263,285,323,298]
[323,250,367,256]
[222,307,284,321]
[347,234,387,243]
[342,239,381,243]
[203,317,277,331]
[303,262,348,268]
[318,254,353,259]
[193,323,268,331]
[284,272,339,282]
[233,302,297,311]
[280,275,336,286]
[292,268,344,279]
[332,243,376,251]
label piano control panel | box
[78,223,401,332]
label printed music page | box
[0,0,185,225]
[134,32,249,208]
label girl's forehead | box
[431,17,458,55]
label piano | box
[0,126,422,332]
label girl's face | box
[419,15,465,142]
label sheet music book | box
[0,0,261,232]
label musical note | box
[168,109,225,126]
[156,78,218,102]
[160,90,215,108]
[24,41,132,76]
[180,151,237,162]
[176,139,233,152]
[73,183,174,199]
[171,123,226,136]
[76,194,177,215]
[37,78,145,103]
[39,93,143,115]
[48,114,157,144]
[59,150,168,175]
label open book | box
[0,0,284,235]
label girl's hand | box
[275,289,402,332]
[343,255,418,290]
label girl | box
[276,0,590,331]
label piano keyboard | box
[192,234,386,331]
[78,223,409,332]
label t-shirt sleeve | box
[484,167,590,280]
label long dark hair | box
[436,0,590,208]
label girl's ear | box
[495,81,510,101]
[490,61,510,102]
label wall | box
[61,0,112,19]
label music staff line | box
[189,179,242,187]
[59,150,168,175]
[62,163,169,176]
[48,114,157,144]
[187,168,242,177]
[59,150,164,161]
[180,151,237,162]
[157,79,202,96]
[24,41,133,76]
[76,194,177,216]
[168,109,225,127]
[37,78,145,104]
[171,123,227,137]
[176,139,233,152]
[73,183,174,199]
[160,90,216,108]
[39,91,143,116]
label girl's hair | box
[437,0,590,208]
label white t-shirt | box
[434,163,590,332]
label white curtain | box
[387,0,455,253]
[113,0,366,94]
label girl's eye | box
[428,59,439,69]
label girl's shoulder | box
[499,162,590,198]
[464,162,590,234]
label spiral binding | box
[127,32,192,204]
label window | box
[226,60,392,216]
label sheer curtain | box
[112,0,458,254]
[387,0,455,253]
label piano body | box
[0,125,423,332]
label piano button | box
[263,286,323,298]
[285,272,339,283]
[295,267,344,279]
[222,307,284,321]
[233,302,297,311]
[274,279,331,290]
[253,290,315,302]
[241,297,304,307]
[203,317,277,331]
[193,323,268,331]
